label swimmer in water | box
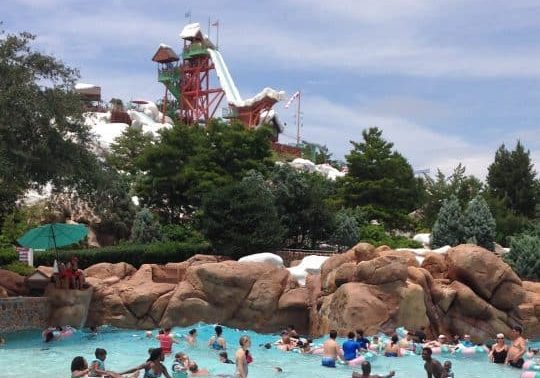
[322,330,343,368]
[185,329,197,345]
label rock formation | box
[2,243,537,340]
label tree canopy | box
[338,127,423,229]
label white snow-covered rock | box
[315,163,345,180]
[287,255,329,286]
[90,122,130,147]
[289,158,316,172]
[413,233,431,247]
[238,253,284,268]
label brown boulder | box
[317,282,389,335]
[0,285,8,298]
[421,252,448,279]
[490,281,526,311]
[354,256,408,285]
[351,242,378,262]
[431,281,457,313]
[84,262,136,280]
[379,250,420,267]
[334,263,357,288]
[447,244,521,300]
[375,245,391,252]
[0,269,28,296]
[278,287,309,310]
[396,282,429,331]
[320,250,356,286]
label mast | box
[296,90,301,145]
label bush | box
[3,261,35,276]
[505,230,540,280]
[131,207,162,243]
[33,241,211,268]
[431,195,463,248]
[358,224,422,249]
[162,223,206,244]
[0,247,18,266]
[462,195,496,251]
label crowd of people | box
[53,256,85,289]
[64,323,537,377]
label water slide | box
[207,48,285,108]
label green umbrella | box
[17,223,88,258]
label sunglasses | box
[496,337,504,340]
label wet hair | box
[95,348,107,358]
[219,351,228,359]
[71,356,88,372]
[348,331,355,339]
[215,325,223,336]
[444,360,452,368]
[158,329,164,335]
[361,360,371,374]
[45,331,54,343]
[239,335,250,347]
[189,329,197,336]
[391,334,399,346]
[164,328,171,333]
[189,362,198,372]
[175,352,186,359]
[423,347,433,356]
[356,329,364,337]
[264,343,272,349]
[329,330,338,339]
[513,325,523,334]
[274,367,283,372]
[148,348,163,362]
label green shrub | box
[462,195,496,251]
[4,261,35,276]
[0,247,18,266]
[33,241,211,268]
[162,223,206,244]
[431,195,463,248]
[505,231,540,280]
[358,224,422,249]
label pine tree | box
[131,207,162,243]
[331,209,360,251]
[487,141,537,217]
[462,195,496,251]
[431,195,463,248]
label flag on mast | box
[284,90,300,108]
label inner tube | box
[521,371,540,378]
[523,360,540,371]
[347,352,376,366]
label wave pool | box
[0,324,536,377]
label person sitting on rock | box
[70,256,85,290]
[352,361,395,378]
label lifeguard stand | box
[152,44,180,122]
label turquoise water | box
[0,324,536,377]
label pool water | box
[0,324,537,377]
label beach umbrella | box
[17,223,88,259]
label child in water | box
[443,360,455,378]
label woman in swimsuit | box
[384,335,401,357]
[120,348,172,378]
[208,325,227,350]
[235,335,251,378]
[489,333,508,364]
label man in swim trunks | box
[343,332,361,362]
[506,325,527,368]
[352,361,395,378]
[422,347,444,378]
[322,330,343,367]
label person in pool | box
[71,356,90,378]
[489,333,508,364]
[442,361,454,378]
[384,335,401,357]
[188,362,209,376]
[322,329,343,368]
[156,328,178,354]
[185,329,197,346]
[356,329,370,351]
[422,347,444,378]
[343,331,361,362]
[120,347,172,378]
[352,361,395,378]
[171,352,189,378]
[89,348,121,378]
[369,335,383,353]
[208,325,227,350]
[235,335,251,378]
[506,325,526,368]
[219,351,234,364]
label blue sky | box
[4,0,540,178]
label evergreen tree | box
[131,207,162,243]
[331,209,359,251]
[505,224,540,280]
[487,141,537,217]
[431,195,463,248]
[339,127,423,229]
[422,164,483,228]
[107,127,154,181]
[199,171,284,256]
[462,195,496,251]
